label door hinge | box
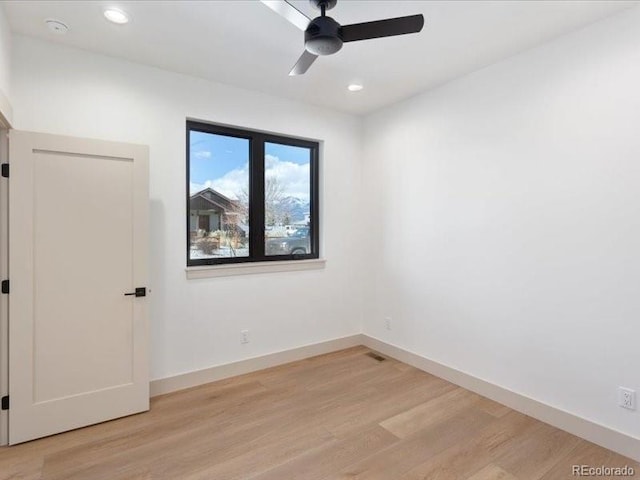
[1,280,8,294]
[1,396,8,410]
[1,163,8,178]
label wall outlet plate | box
[384,317,392,331]
[241,329,250,344]
[618,387,636,410]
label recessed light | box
[347,83,364,92]
[104,8,129,25]
[45,19,69,34]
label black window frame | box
[186,120,320,266]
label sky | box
[189,131,311,202]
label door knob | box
[124,287,146,297]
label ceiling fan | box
[261,0,425,75]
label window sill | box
[186,258,326,279]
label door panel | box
[9,131,149,444]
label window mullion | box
[252,135,266,260]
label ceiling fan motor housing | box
[305,16,343,55]
[310,0,337,11]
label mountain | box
[276,196,310,223]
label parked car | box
[284,225,298,236]
[265,228,310,255]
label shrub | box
[198,237,219,255]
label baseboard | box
[150,334,365,397]
[362,335,640,463]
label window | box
[187,121,319,266]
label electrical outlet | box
[241,329,250,344]
[618,387,636,410]
[384,317,392,331]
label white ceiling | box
[2,0,637,115]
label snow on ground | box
[190,247,249,259]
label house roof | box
[190,188,240,213]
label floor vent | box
[365,352,386,362]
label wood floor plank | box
[492,421,583,479]
[40,384,295,479]
[1,377,269,476]
[379,386,485,438]
[539,440,639,480]
[467,464,518,480]
[250,425,398,480]
[474,396,512,419]
[0,347,638,480]
[396,411,540,480]
[326,375,456,438]
[332,406,496,479]
[164,425,335,480]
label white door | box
[8,131,149,444]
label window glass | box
[263,142,312,257]
[188,130,249,260]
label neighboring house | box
[189,187,243,233]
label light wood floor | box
[1,346,638,480]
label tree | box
[237,175,292,226]
[265,175,288,226]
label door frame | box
[0,110,11,446]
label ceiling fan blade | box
[341,14,424,43]
[289,50,318,76]
[260,0,311,31]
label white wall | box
[0,5,9,96]
[363,6,640,439]
[11,35,364,381]
[0,4,12,123]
